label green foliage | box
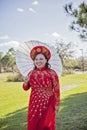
[0,52,4,73]
[7,73,23,82]
[0,52,4,59]
[62,68,74,75]
[0,48,16,72]
[64,1,87,40]
[7,48,16,56]
[62,59,79,75]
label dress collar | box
[36,66,47,71]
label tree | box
[55,40,75,74]
[7,48,15,57]
[55,40,74,65]
[7,48,16,71]
[0,52,4,73]
[64,1,87,40]
[1,48,16,72]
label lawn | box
[60,73,87,87]
[0,73,87,130]
[57,84,87,130]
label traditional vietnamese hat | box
[30,45,51,61]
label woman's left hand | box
[55,106,59,112]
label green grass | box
[0,73,87,130]
[57,84,87,130]
[60,73,87,87]
[0,73,30,130]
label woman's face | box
[34,53,47,68]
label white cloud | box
[52,32,60,38]
[29,8,36,13]
[32,1,39,5]
[17,8,24,12]
[0,41,19,49]
[44,32,61,40]
[0,35,9,40]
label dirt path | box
[61,84,80,93]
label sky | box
[0,0,87,57]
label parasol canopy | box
[16,40,62,77]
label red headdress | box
[30,46,51,60]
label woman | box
[23,45,60,130]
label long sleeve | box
[23,81,30,91]
[51,71,60,107]
[22,70,32,91]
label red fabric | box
[30,46,51,60]
[23,67,60,130]
[38,94,56,130]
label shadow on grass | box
[0,107,28,130]
[0,92,87,130]
[57,92,87,130]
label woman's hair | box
[33,53,51,69]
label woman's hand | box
[23,75,29,86]
[55,106,59,112]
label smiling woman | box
[22,44,60,130]
[16,40,62,130]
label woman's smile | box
[34,54,47,68]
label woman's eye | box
[35,58,43,61]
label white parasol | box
[16,40,62,77]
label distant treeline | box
[0,44,87,75]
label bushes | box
[7,73,23,82]
[62,68,74,76]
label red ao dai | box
[23,67,60,130]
